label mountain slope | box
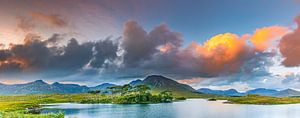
[246,88,279,96]
[197,88,300,97]
[129,79,143,86]
[0,80,90,95]
[0,80,54,95]
[141,75,201,97]
[275,89,300,97]
[52,82,90,93]
[89,83,117,91]
[197,88,244,96]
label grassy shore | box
[0,94,96,118]
[215,94,300,105]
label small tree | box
[159,91,173,102]
[87,90,101,94]
[134,85,150,94]
[121,84,133,95]
[107,86,123,94]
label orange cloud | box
[177,77,204,84]
[159,43,175,53]
[0,57,29,70]
[251,26,289,51]
[279,15,300,67]
[202,33,247,62]
[184,33,251,75]
[30,12,67,28]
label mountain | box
[275,89,300,97]
[129,79,143,86]
[89,83,117,91]
[141,75,199,97]
[0,80,90,95]
[52,82,90,93]
[197,88,300,97]
[0,75,201,97]
[197,88,244,96]
[246,88,279,96]
[0,80,54,95]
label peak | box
[198,88,211,90]
[144,75,170,81]
[283,89,296,91]
[143,75,174,82]
[254,88,268,90]
[52,82,61,85]
[147,75,165,78]
[227,89,238,91]
[33,80,46,83]
[100,83,115,85]
[131,79,142,82]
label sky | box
[1,0,300,91]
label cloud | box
[177,77,205,84]
[251,26,289,51]
[30,12,67,28]
[119,21,286,80]
[16,12,68,33]
[16,16,35,32]
[90,36,119,68]
[279,15,300,67]
[183,33,252,76]
[1,19,295,86]
[121,21,183,67]
[0,33,119,77]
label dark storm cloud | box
[121,21,183,67]
[90,36,119,68]
[0,33,119,76]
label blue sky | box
[116,0,300,44]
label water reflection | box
[42,99,300,118]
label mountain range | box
[0,75,197,96]
[197,88,300,97]
[1,75,299,97]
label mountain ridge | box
[0,75,197,96]
[1,75,298,97]
[197,88,300,97]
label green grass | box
[0,93,103,118]
[215,94,300,105]
[0,111,63,118]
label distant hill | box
[246,88,279,96]
[129,79,143,86]
[275,89,300,97]
[197,88,244,96]
[0,80,90,95]
[52,82,90,93]
[197,88,300,97]
[89,83,117,91]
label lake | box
[42,99,300,118]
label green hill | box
[142,75,213,98]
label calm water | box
[42,99,300,118]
